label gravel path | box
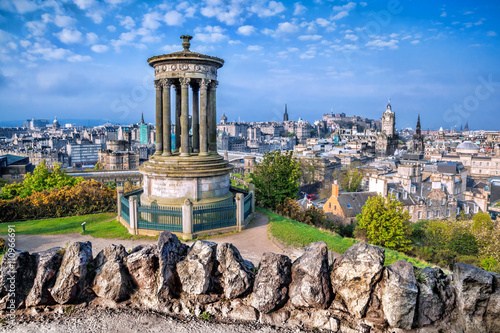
[3,306,296,333]
[5,213,304,266]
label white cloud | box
[25,21,47,36]
[237,25,256,36]
[316,18,330,27]
[104,0,127,5]
[249,1,285,18]
[73,0,95,10]
[441,12,447,17]
[410,40,420,44]
[194,26,228,43]
[86,32,98,44]
[332,11,349,20]
[1,0,38,14]
[360,2,367,6]
[487,31,497,37]
[333,2,356,11]
[176,1,196,17]
[91,44,109,53]
[6,41,17,50]
[276,22,299,34]
[119,16,135,30]
[161,44,180,53]
[86,10,104,24]
[29,42,71,60]
[55,28,83,44]
[164,10,185,26]
[20,40,31,48]
[247,45,263,51]
[68,54,92,62]
[201,1,244,26]
[366,39,399,49]
[107,25,116,32]
[143,12,162,30]
[298,34,322,41]
[344,34,358,41]
[293,2,307,16]
[463,11,473,15]
[53,15,75,28]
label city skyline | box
[0,0,499,130]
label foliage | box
[333,165,363,192]
[275,197,326,228]
[259,207,431,268]
[0,178,7,189]
[0,160,83,200]
[0,179,116,222]
[356,194,412,252]
[252,151,301,210]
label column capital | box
[154,79,163,90]
[209,80,218,89]
[160,78,172,87]
[180,77,191,87]
[200,78,211,89]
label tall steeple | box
[416,114,421,135]
[140,112,145,124]
[283,103,289,122]
[464,122,469,132]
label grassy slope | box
[259,207,433,268]
[0,213,154,240]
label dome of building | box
[456,140,479,154]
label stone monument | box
[140,35,233,207]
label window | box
[435,210,440,218]
[480,162,482,166]
[328,202,331,209]
[418,211,422,219]
[428,199,432,206]
[474,205,479,213]
[446,209,450,217]
[427,211,432,219]
[442,198,446,205]
[334,205,337,211]
[473,161,476,166]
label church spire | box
[140,112,145,124]
[283,103,289,122]
[416,114,421,135]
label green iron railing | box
[120,195,130,223]
[137,203,182,232]
[193,203,237,232]
[244,193,252,221]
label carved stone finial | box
[180,35,193,51]
[184,198,192,206]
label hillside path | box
[5,213,304,266]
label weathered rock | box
[381,260,418,329]
[486,272,500,333]
[415,267,455,327]
[217,242,254,299]
[177,240,217,295]
[226,299,258,322]
[25,247,64,307]
[289,241,331,309]
[330,242,385,318]
[287,309,339,332]
[251,252,292,314]
[50,241,93,304]
[92,244,132,302]
[453,262,493,333]
[0,249,36,309]
[156,231,188,300]
[126,244,158,291]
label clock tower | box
[376,99,399,156]
[382,100,395,137]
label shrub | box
[0,180,116,222]
[450,232,479,256]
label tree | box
[333,164,363,192]
[0,160,83,200]
[356,194,412,251]
[252,150,301,210]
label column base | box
[154,151,162,156]
[162,152,172,157]
[180,152,191,157]
[198,152,209,157]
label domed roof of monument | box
[456,141,479,151]
[148,35,224,68]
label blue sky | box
[0,0,499,130]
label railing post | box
[235,193,244,231]
[117,186,124,219]
[182,198,193,240]
[248,184,256,214]
[129,196,138,235]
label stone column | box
[191,81,200,153]
[248,183,256,215]
[154,80,163,155]
[199,79,210,157]
[180,77,191,157]
[209,80,218,154]
[174,83,181,152]
[117,186,124,219]
[182,198,193,240]
[162,79,172,156]
[235,193,244,232]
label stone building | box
[323,182,377,223]
[375,101,399,156]
[99,138,139,171]
[412,115,424,153]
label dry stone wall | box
[1,232,499,332]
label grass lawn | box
[258,207,433,268]
[0,213,155,240]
